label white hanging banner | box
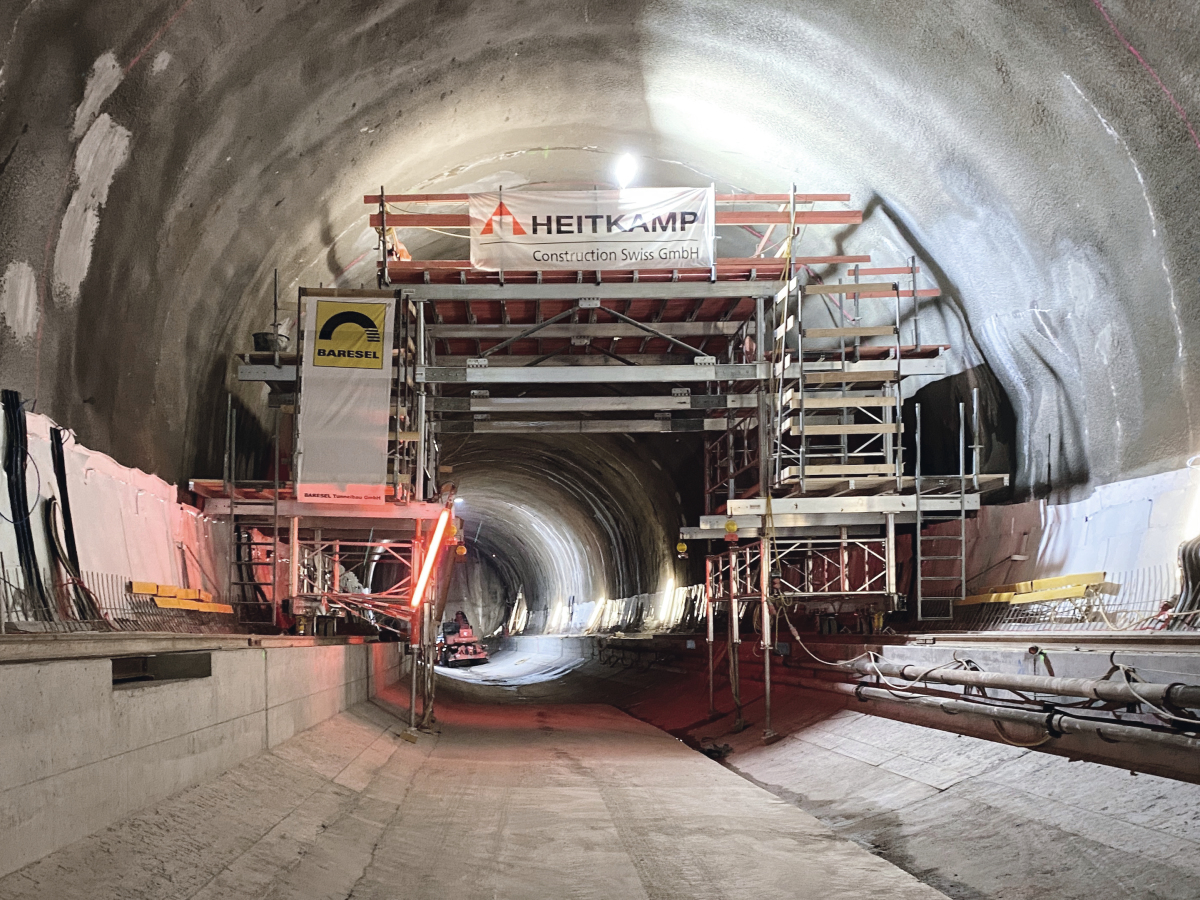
[469,187,715,271]
[296,297,395,504]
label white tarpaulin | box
[469,187,715,271]
[296,297,396,503]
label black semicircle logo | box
[318,310,382,342]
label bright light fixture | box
[411,507,452,607]
[453,497,464,504]
[615,153,638,188]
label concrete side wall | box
[0,641,400,878]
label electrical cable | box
[1111,663,1200,727]
[2,390,50,617]
[0,444,39,525]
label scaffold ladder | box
[914,401,968,621]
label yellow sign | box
[312,300,387,369]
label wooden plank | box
[129,581,159,595]
[989,572,1106,595]
[802,423,901,436]
[803,370,898,384]
[956,592,1017,607]
[858,288,941,298]
[847,266,920,275]
[198,602,235,614]
[152,596,233,614]
[1009,585,1096,606]
[787,394,897,409]
[804,464,894,476]
[803,326,897,339]
[804,282,897,295]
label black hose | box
[2,389,50,618]
[49,428,81,572]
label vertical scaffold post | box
[223,394,233,605]
[705,554,715,718]
[911,255,921,349]
[228,401,237,607]
[972,386,981,491]
[959,401,967,605]
[415,301,427,501]
[915,403,925,619]
[409,521,422,729]
[760,537,775,740]
[378,186,390,288]
[893,284,904,491]
[755,294,771,494]
[728,549,744,732]
[839,525,849,593]
[272,270,281,623]
[288,517,300,602]
[885,512,897,607]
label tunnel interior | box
[4,2,1200,895]
[5,0,1199,658]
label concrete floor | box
[0,682,945,900]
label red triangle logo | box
[480,201,527,236]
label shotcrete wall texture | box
[1,1,1197,626]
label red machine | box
[437,610,489,667]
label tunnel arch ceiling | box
[1,0,1199,506]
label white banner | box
[469,187,715,271]
[296,297,396,503]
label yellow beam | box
[988,572,1105,595]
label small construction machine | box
[437,610,489,667]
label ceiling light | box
[615,153,638,188]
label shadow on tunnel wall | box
[901,364,1016,500]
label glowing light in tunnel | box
[454,497,464,504]
[1186,455,1200,538]
[411,507,452,607]
[615,153,638,188]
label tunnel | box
[3,2,1200,898]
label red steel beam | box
[365,192,851,204]
[382,255,870,272]
[368,210,863,228]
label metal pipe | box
[706,556,715,718]
[792,675,1200,756]
[728,557,744,730]
[972,385,981,491]
[760,537,774,739]
[409,522,422,729]
[287,517,300,601]
[885,513,896,600]
[841,657,1200,710]
[415,302,427,501]
[910,255,920,349]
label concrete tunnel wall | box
[2,1,1200,631]
[0,638,401,879]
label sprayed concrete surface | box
[0,683,946,900]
